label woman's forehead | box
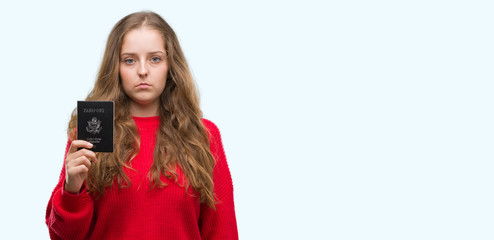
[121,27,166,54]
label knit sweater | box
[45,117,238,240]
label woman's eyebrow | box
[120,52,135,56]
[121,51,165,56]
[148,51,166,55]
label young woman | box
[45,11,238,240]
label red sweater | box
[45,117,238,240]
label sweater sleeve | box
[199,119,239,240]
[45,139,94,240]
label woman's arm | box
[45,139,95,240]
[199,119,239,240]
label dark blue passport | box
[77,101,114,152]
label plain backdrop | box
[0,0,493,239]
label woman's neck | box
[129,101,159,117]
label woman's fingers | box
[69,148,98,163]
[67,156,92,169]
[77,165,89,173]
[68,140,94,154]
[66,140,98,164]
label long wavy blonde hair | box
[67,11,217,209]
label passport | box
[77,101,114,152]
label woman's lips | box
[137,83,150,89]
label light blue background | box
[0,0,492,239]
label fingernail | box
[88,143,94,147]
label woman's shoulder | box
[201,118,224,148]
[201,118,220,135]
[201,118,229,168]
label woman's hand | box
[64,140,98,194]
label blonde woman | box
[45,11,238,240]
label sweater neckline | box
[132,116,160,128]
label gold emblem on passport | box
[86,117,102,134]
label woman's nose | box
[138,62,149,77]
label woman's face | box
[119,27,168,115]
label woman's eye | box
[124,59,135,64]
[151,57,161,63]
